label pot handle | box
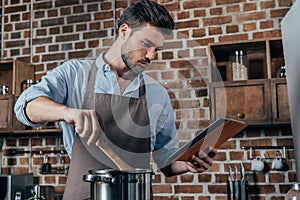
[83,174,118,184]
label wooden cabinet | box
[271,78,290,124]
[0,95,14,130]
[0,60,35,131]
[208,38,289,125]
[210,79,271,125]
[0,59,34,96]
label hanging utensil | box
[240,162,248,200]
[228,165,234,200]
[235,165,240,200]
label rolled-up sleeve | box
[14,61,73,127]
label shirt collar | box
[95,52,144,94]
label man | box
[15,0,217,199]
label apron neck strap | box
[85,60,146,98]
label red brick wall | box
[1,0,297,199]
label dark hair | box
[118,0,174,35]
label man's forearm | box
[25,96,70,123]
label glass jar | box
[277,66,286,78]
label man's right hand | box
[26,96,104,146]
[64,108,104,145]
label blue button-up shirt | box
[14,54,179,168]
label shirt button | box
[105,65,110,71]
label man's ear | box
[118,23,130,39]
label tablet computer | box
[168,118,247,162]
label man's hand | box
[185,147,217,173]
[170,147,217,175]
[64,108,104,145]
[286,189,300,200]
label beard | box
[121,53,146,76]
[121,44,151,77]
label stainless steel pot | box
[83,169,154,200]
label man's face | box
[121,25,165,76]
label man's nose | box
[145,47,156,60]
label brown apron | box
[63,61,151,200]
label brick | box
[269,173,285,183]
[260,0,275,9]
[215,174,228,183]
[279,0,293,7]
[11,14,20,22]
[61,7,71,15]
[161,70,175,79]
[104,20,114,28]
[191,38,215,46]
[83,31,107,39]
[74,5,84,13]
[194,9,206,17]
[210,7,223,16]
[218,140,236,149]
[192,109,206,118]
[152,185,172,193]
[22,12,30,21]
[48,9,58,18]
[161,52,173,60]
[67,14,91,24]
[243,22,256,31]
[193,29,206,38]
[63,26,73,33]
[216,0,245,5]
[252,30,282,39]
[15,22,30,30]
[154,196,179,200]
[229,151,244,160]
[180,174,194,183]
[226,5,240,13]
[101,2,112,10]
[33,1,52,10]
[177,11,190,20]
[226,25,239,33]
[208,184,227,194]
[5,40,25,48]
[55,0,79,7]
[94,11,113,20]
[203,16,232,26]
[209,27,222,35]
[219,34,248,43]
[175,20,199,29]
[56,34,79,42]
[42,53,66,62]
[183,0,212,8]
[41,18,64,27]
[68,50,91,59]
[5,5,27,14]
[243,2,257,12]
[34,11,45,19]
[270,9,289,18]
[49,27,60,34]
[175,185,203,193]
[164,2,180,12]
[198,174,212,182]
[236,11,266,22]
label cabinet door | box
[271,78,290,124]
[210,79,271,125]
[0,95,14,130]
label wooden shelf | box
[208,38,290,125]
[0,128,62,137]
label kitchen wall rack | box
[208,37,290,125]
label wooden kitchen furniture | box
[0,59,34,131]
[208,37,290,125]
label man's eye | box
[141,41,151,48]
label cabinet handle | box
[237,113,245,119]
